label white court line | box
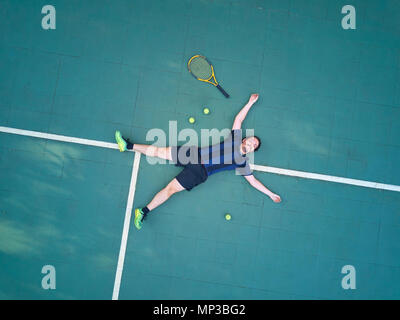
[0,126,122,151]
[112,151,141,300]
[1,126,399,193]
[251,164,400,192]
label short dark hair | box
[253,136,261,151]
[242,136,262,152]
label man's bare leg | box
[147,178,185,211]
[115,132,173,160]
[133,178,185,229]
[133,144,173,161]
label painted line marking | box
[0,126,125,151]
[251,164,400,192]
[1,126,399,191]
[112,151,141,300]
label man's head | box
[241,136,261,154]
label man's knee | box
[165,184,177,197]
[165,180,183,197]
[155,147,172,161]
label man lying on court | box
[115,94,281,230]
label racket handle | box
[216,84,230,98]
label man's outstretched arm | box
[244,174,282,203]
[232,93,259,130]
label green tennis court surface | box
[0,0,399,299]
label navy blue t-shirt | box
[199,130,252,176]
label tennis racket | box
[187,55,230,98]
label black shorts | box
[171,146,208,191]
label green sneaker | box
[134,208,144,230]
[115,131,127,152]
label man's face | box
[241,137,259,154]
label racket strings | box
[189,57,213,80]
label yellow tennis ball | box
[225,214,231,221]
[203,107,210,115]
[189,117,195,124]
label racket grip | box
[216,84,230,98]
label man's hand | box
[244,175,282,204]
[249,93,259,104]
[270,194,281,203]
